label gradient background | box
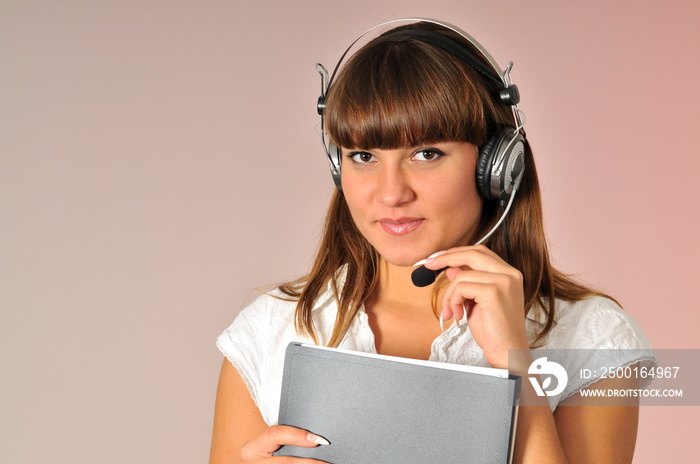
[1,1,697,462]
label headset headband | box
[318,18,519,110]
[316,18,524,169]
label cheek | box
[430,162,480,204]
[443,184,482,218]
[430,170,483,235]
[340,172,369,221]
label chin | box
[375,246,428,268]
[385,257,419,268]
[364,229,434,267]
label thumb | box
[445,267,461,281]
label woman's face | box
[341,141,483,267]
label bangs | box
[325,37,492,150]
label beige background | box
[1,1,697,462]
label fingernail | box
[428,250,447,259]
[413,250,447,267]
[307,433,330,446]
[439,314,445,332]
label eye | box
[347,151,376,164]
[412,148,444,162]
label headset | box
[315,18,526,203]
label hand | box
[421,245,529,369]
[239,424,330,463]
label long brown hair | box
[280,22,609,347]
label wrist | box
[506,348,535,376]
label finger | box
[442,304,453,323]
[248,456,331,464]
[442,269,504,322]
[241,425,329,460]
[445,266,461,281]
[442,281,502,324]
[424,245,509,273]
[446,301,473,323]
[243,456,331,464]
[442,269,511,308]
[444,268,511,285]
[433,246,503,270]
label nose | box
[375,164,415,207]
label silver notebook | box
[275,342,520,464]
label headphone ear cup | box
[476,129,526,201]
[328,141,343,192]
[476,133,501,200]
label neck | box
[369,258,436,314]
[364,257,449,359]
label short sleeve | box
[215,291,308,425]
[216,296,270,408]
[540,297,656,410]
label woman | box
[210,19,653,464]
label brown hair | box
[279,22,610,347]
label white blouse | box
[217,280,654,426]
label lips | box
[378,217,424,236]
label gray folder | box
[275,342,521,464]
